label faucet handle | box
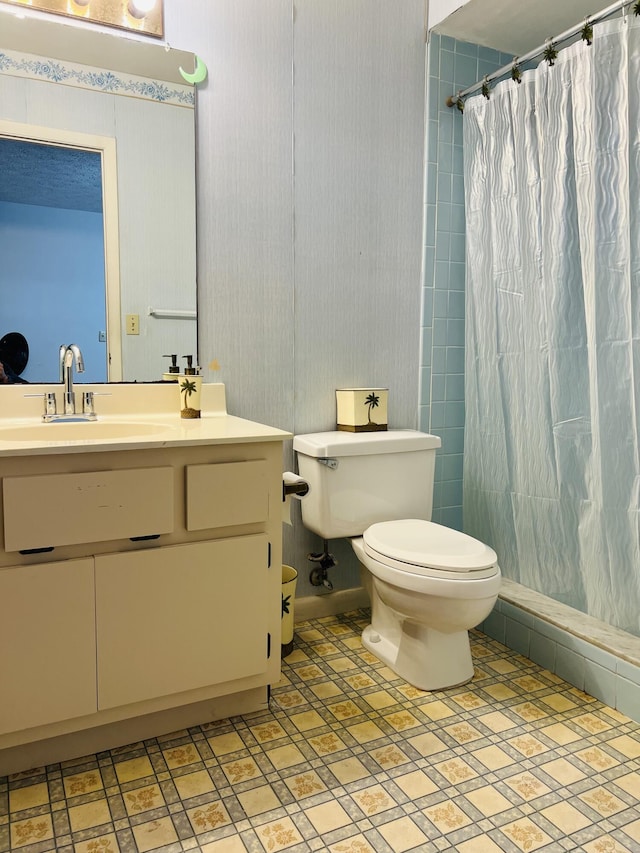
[82,390,110,417]
[82,391,96,417]
[44,392,57,416]
[24,391,58,418]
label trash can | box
[281,565,298,657]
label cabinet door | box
[95,536,270,710]
[0,558,97,735]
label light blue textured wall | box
[421,34,511,531]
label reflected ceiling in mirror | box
[0,13,198,383]
[0,0,164,38]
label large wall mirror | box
[0,12,197,383]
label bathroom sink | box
[0,421,171,442]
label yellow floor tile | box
[187,800,232,834]
[62,770,104,798]
[132,816,179,852]
[173,770,215,801]
[237,783,281,816]
[8,782,49,813]
[305,800,352,833]
[123,783,165,815]
[208,731,245,756]
[254,817,303,851]
[162,742,201,769]
[378,816,429,852]
[114,755,154,784]
[68,797,111,832]
[10,814,54,849]
[351,783,396,816]
[328,756,370,784]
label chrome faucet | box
[59,344,85,415]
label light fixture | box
[0,0,163,37]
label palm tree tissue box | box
[336,388,388,432]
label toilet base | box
[361,622,475,691]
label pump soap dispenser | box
[179,355,202,418]
[162,354,180,382]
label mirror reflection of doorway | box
[0,137,108,383]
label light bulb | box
[128,0,157,17]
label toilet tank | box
[293,430,441,539]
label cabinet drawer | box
[3,467,174,551]
[186,459,268,530]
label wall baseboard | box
[295,587,369,622]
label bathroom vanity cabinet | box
[0,386,289,776]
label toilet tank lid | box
[293,430,441,457]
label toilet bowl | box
[353,520,500,690]
[293,430,501,691]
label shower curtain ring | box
[511,57,522,84]
[543,38,558,66]
[581,17,593,45]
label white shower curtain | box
[463,15,640,635]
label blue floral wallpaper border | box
[0,48,194,107]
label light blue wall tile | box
[431,373,445,401]
[440,49,455,84]
[445,400,465,428]
[420,366,432,400]
[431,401,445,429]
[434,290,449,318]
[455,40,479,59]
[440,505,463,530]
[437,172,452,203]
[441,480,462,507]
[442,453,463,482]
[447,318,465,347]
[441,427,464,454]
[529,632,556,672]
[454,53,478,85]
[506,617,531,657]
[433,321,447,347]
[448,290,465,320]
[450,235,466,263]
[555,645,585,691]
[446,347,465,374]
[449,262,465,290]
[446,373,465,401]
[617,658,640,686]
[421,328,433,366]
[500,601,535,628]
[584,660,617,707]
[533,618,569,644]
[483,608,506,644]
[616,675,640,722]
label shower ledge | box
[499,578,640,669]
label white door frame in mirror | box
[0,120,123,380]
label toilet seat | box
[363,519,498,579]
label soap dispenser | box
[179,355,202,418]
[162,354,180,382]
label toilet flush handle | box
[318,457,338,470]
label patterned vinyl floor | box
[2,608,640,853]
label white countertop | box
[0,383,291,456]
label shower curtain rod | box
[445,0,634,108]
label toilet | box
[293,430,501,690]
